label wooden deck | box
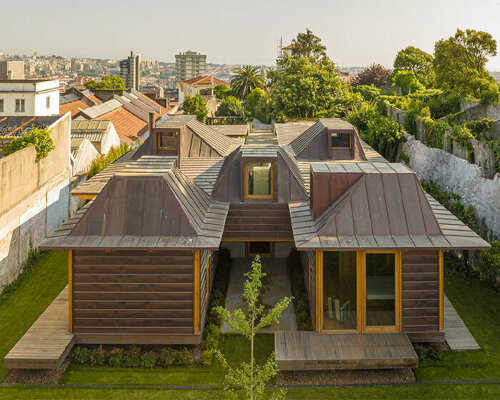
[4,286,75,369]
[444,295,480,351]
[275,331,418,370]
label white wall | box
[0,79,59,116]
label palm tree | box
[230,66,266,101]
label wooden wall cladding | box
[72,250,194,335]
[401,250,439,334]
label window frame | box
[0,99,4,112]
[15,99,25,113]
[46,96,51,109]
[331,132,352,150]
[157,130,178,151]
[244,161,274,200]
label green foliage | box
[422,118,449,149]
[204,323,221,351]
[246,88,272,123]
[231,66,266,100]
[107,348,124,367]
[287,249,312,331]
[175,347,193,366]
[84,75,125,90]
[89,346,107,367]
[2,127,55,159]
[213,84,231,100]
[427,92,461,119]
[200,349,214,367]
[269,56,342,119]
[182,93,208,122]
[475,241,500,285]
[363,114,404,161]
[393,46,434,86]
[354,64,391,87]
[215,95,246,118]
[158,348,176,368]
[140,351,157,368]
[449,124,475,154]
[289,28,328,62]
[123,345,141,368]
[87,143,131,178]
[416,345,444,362]
[399,150,410,164]
[433,29,498,98]
[72,346,91,365]
[214,256,291,400]
[480,86,500,105]
[353,84,381,101]
[345,102,377,135]
[392,70,424,95]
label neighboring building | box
[71,138,100,175]
[177,75,229,105]
[175,51,207,82]
[120,51,141,90]
[0,79,60,116]
[71,119,120,155]
[59,88,101,118]
[0,61,25,80]
[37,115,488,368]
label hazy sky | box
[2,0,500,69]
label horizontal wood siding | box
[222,203,293,240]
[72,249,194,336]
[300,251,316,330]
[402,250,439,336]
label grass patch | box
[0,250,68,381]
[61,334,275,385]
[415,271,500,381]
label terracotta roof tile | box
[182,75,230,86]
[96,107,147,143]
[88,95,102,104]
[60,100,90,117]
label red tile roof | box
[88,95,102,105]
[182,75,230,86]
[60,100,90,117]
[96,107,147,144]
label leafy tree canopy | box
[269,57,342,119]
[213,84,231,100]
[354,64,392,87]
[231,66,266,100]
[393,46,434,85]
[433,29,498,98]
[84,75,125,90]
[290,28,328,62]
[2,127,54,159]
[215,96,245,117]
[392,70,424,95]
[182,93,208,122]
[246,88,272,123]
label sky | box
[1,0,500,69]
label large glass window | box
[365,253,396,327]
[158,131,177,151]
[245,162,273,199]
[331,132,351,149]
[322,251,357,331]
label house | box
[178,75,230,105]
[71,120,120,155]
[31,116,488,369]
[59,88,101,118]
[0,79,60,116]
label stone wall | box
[402,133,500,239]
[0,114,72,289]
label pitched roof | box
[212,125,249,137]
[186,119,241,156]
[181,75,230,86]
[60,100,90,117]
[41,158,229,250]
[96,107,147,143]
[78,99,122,119]
[289,163,490,250]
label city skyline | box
[1,0,500,69]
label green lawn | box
[0,250,68,381]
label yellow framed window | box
[245,162,273,199]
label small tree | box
[354,64,391,87]
[2,127,55,159]
[84,75,125,90]
[392,70,424,95]
[214,256,292,400]
[290,28,328,62]
[214,84,232,100]
[215,96,246,118]
[182,93,208,122]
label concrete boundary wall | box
[402,134,500,239]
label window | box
[365,253,396,327]
[247,241,273,257]
[46,96,51,109]
[15,99,25,113]
[158,131,177,151]
[245,162,273,199]
[331,132,351,149]
[0,99,4,112]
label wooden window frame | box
[331,132,352,150]
[157,131,178,151]
[244,161,274,200]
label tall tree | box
[215,96,246,117]
[290,28,328,62]
[269,57,343,119]
[393,46,434,85]
[84,75,125,90]
[231,66,266,100]
[182,93,208,122]
[433,29,498,97]
[214,256,291,400]
[354,64,392,87]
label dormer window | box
[158,131,177,151]
[245,162,273,199]
[331,132,351,149]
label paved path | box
[246,119,277,144]
[222,258,296,333]
[444,294,480,351]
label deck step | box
[275,331,418,370]
[4,286,75,369]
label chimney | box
[148,111,156,137]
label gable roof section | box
[182,75,230,86]
[287,120,324,156]
[60,100,90,117]
[96,107,147,143]
[275,122,313,146]
[290,163,490,250]
[41,159,229,250]
[186,119,241,156]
